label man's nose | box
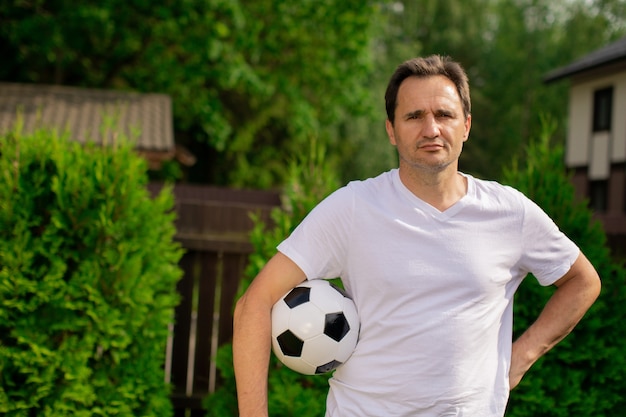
[422,115,441,138]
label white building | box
[545,36,626,257]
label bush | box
[0,127,183,416]
[204,140,340,416]
[502,119,626,416]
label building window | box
[593,87,613,132]
[589,180,608,212]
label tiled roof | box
[544,36,626,83]
[0,82,174,152]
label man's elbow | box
[580,254,602,302]
[588,269,602,303]
[233,292,250,330]
[233,286,273,331]
[572,258,602,309]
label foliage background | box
[2,0,626,415]
[0,0,387,187]
[0,127,183,415]
[2,0,625,186]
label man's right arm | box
[233,252,307,417]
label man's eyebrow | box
[435,109,455,116]
[403,109,425,119]
[403,108,457,119]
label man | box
[233,55,601,416]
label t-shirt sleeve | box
[519,194,580,286]
[277,186,354,280]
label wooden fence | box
[149,183,282,416]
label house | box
[0,82,195,170]
[544,36,626,257]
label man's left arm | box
[509,252,601,390]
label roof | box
[0,82,174,152]
[544,36,626,83]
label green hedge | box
[0,127,183,416]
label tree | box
[380,0,626,180]
[0,0,387,187]
[3,0,625,186]
[502,119,626,416]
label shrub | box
[0,126,183,416]
[205,140,340,416]
[502,119,626,416]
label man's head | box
[385,55,471,125]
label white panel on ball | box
[288,303,326,340]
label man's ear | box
[463,114,472,142]
[386,119,397,146]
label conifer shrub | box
[503,120,626,416]
[0,127,183,416]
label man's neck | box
[398,166,468,212]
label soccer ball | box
[271,279,359,375]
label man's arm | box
[233,252,307,417]
[509,252,601,390]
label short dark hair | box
[385,55,471,124]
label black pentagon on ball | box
[316,359,343,374]
[283,286,310,308]
[276,330,304,357]
[324,312,351,342]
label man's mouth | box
[418,142,444,151]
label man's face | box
[385,75,471,174]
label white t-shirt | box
[277,169,579,417]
